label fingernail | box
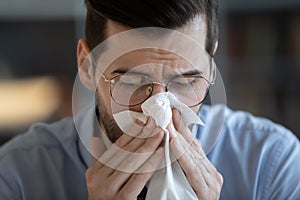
[146,118,154,128]
[174,109,181,118]
[136,119,145,127]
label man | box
[0,0,299,200]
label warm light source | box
[0,77,61,129]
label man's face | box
[95,18,208,142]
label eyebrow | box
[111,69,148,76]
[111,68,203,77]
[181,69,203,76]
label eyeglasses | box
[101,68,215,107]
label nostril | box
[152,83,167,94]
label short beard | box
[96,92,124,143]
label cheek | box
[96,82,113,116]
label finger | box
[200,153,223,188]
[116,147,165,199]
[86,118,161,199]
[93,118,152,169]
[136,146,164,173]
[172,109,187,135]
[116,130,164,173]
[171,109,195,143]
[170,132,194,167]
[138,118,157,138]
[171,109,206,157]
[169,124,193,160]
[101,120,160,171]
[88,126,142,181]
[121,118,158,152]
[113,119,145,148]
[91,118,159,183]
[171,131,222,199]
[189,153,223,199]
[103,129,163,181]
[105,131,164,196]
[170,132,207,179]
[113,117,155,148]
[170,134,210,196]
[171,110,223,198]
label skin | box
[77,18,223,200]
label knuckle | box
[199,187,219,200]
[114,192,127,200]
[156,129,165,139]
[85,169,94,184]
[131,173,143,183]
[196,188,209,200]
[91,186,112,200]
[130,173,147,190]
[85,172,109,199]
[140,142,153,152]
[115,184,137,200]
[216,171,224,186]
[120,156,136,172]
[146,156,156,167]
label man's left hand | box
[168,109,223,200]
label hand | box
[168,109,223,200]
[86,118,164,200]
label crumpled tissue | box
[113,92,204,200]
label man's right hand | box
[85,118,164,200]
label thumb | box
[90,137,106,163]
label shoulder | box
[223,106,297,152]
[201,104,299,163]
[218,105,299,169]
[201,105,300,199]
[0,118,88,199]
[0,117,77,159]
[200,104,297,149]
[0,117,82,175]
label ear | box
[213,41,218,56]
[210,41,218,82]
[77,39,95,90]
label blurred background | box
[0,0,299,145]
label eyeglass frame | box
[100,59,216,107]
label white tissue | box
[114,92,204,134]
[142,92,204,128]
[141,93,172,128]
[113,92,204,200]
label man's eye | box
[119,75,143,86]
[172,77,195,85]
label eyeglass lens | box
[110,74,210,107]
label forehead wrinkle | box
[143,49,195,76]
[102,47,196,79]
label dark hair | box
[84,0,218,56]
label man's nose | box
[151,83,167,96]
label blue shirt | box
[0,105,299,200]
